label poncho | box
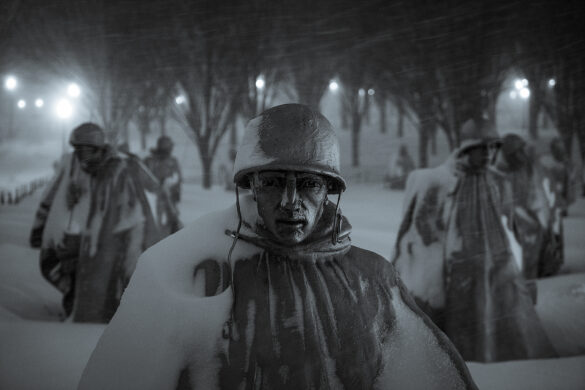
[79,195,476,389]
[393,150,557,362]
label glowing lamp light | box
[35,98,44,108]
[67,83,81,98]
[175,95,185,105]
[329,81,339,92]
[514,80,523,90]
[519,88,530,99]
[17,99,26,109]
[367,88,375,96]
[56,99,73,119]
[509,90,518,99]
[514,79,528,90]
[5,76,17,90]
[548,79,556,87]
[255,77,265,90]
[358,88,365,97]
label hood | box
[226,194,352,259]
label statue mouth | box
[276,218,307,227]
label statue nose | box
[281,174,300,209]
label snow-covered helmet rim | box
[69,122,106,148]
[233,104,346,194]
[457,118,501,155]
[234,164,346,194]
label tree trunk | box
[397,101,405,138]
[528,86,542,140]
[431,126,437,155]
[417,99,433,168]
[379,97,387,134]
[341,102,349,130]
[201,154,213,189]
[138,111,149,150]
[351,109,362,167]
[229,120,238,163]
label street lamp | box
[17,99,26,109]
[4,76,18,138]
[35,98,44,108]
[329,81,339,92]
[4,75,17,91]
[519,88,530,99]
[255,76,265,90]
[67,83,81,98]
[548,79,556,87]
[367,88,375,96]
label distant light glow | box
[367,88,375,96]
[358,88,365,97]
[329,81,339,92]
[175,95,185,105]
[509,91,517,99]
[67,83,81,98]
[56,99,73,119]
[255,77,265,90]
[35,98,44,108]
[548,79,556,87]
[522,78,528,87]
[519,88,530,99]
[514,79,523,90]
[17,99,26,109]
[5,76,17,90]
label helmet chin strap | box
[331,191,343,244]
[223,185,243,341]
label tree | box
[165,0,244,188]
[283,0,343,109]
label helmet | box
[233,104,346,194]
[156,136,174,152]
[69,123,106,148]
[458,118,501,154]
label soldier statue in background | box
[30,123,160,323]
[143,135,183,236]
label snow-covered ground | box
[1,182,585,389]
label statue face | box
[461,142,499,171]
[252,171,328,246]
[74,145,104,174]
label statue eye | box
[260,177,284,188]
[299,178,324,189]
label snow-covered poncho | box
[143,152,183,236]
[78,194,477,390]
[30,149,160,323]
[489,156,557,279]
[392,150,557,362]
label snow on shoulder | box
[78,201,255,389]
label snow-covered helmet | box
[69,123,106,148]
[458,118,501,154]
[233,104,346,194]
[156,135,174,153]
